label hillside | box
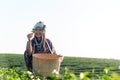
[0,54,120,75]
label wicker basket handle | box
[46,40,53,54]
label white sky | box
[0,0,120,59]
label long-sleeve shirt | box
[24,37,56,70]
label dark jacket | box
[24,37,56,70]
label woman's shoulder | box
[46,38,52,43]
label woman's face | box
[34,27,43,38]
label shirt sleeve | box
[26,40,35,54]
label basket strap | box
[46,40,53,54]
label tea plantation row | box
[1,54,120,76]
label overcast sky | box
[0,0,120,59]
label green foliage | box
[61,56,120,76]
[1,54,120,76]
[1,67,120,80]
[0,67,31,80]
[0,54,26,69]
[1,54,120,80]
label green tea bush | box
[1,67,120,80]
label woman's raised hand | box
[27,33,34,41]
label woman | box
[24,21,56,71]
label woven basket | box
[32,53,63,76]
